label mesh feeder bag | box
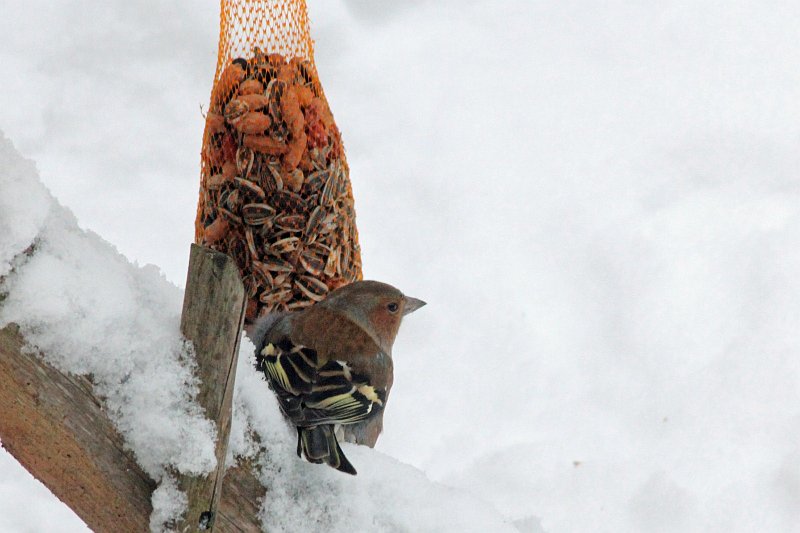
[196,0,363,325]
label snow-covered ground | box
[2,1,800,531]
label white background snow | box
[1,0,800,531]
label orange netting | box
[195,0,362,324]
[213,0,314,85]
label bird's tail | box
[297,426,357,475]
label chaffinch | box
[250,280,425,475]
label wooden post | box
[175,244,246,532]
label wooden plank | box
[175,244,246,532]
[0,327,265,533]
[0,323,155,532]
[0,244,264,532]
[217,460,264,533]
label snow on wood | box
[174,244,245,532]
[0,132,513,532]
[0,323,154,532]
[0,323,265,532]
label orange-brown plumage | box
[250,280,425,474]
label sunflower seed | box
[287,300,313,311]
[268,189,306,214]
[262,255,294,273]
[245,227,258,257]
[260,286,293,306]
[274,214,305,232]
[324,247,340,278]
[218,207,242,225]
[265,162,284,192]
[235,177,266,199]
[305,205,325,237]
[304,169,328,193]
[242,203,276,226]
[295,275,329,302]
[299,241,329,277]
[251,260,275,288]
[270,236,301,255]
[236,146,254,177]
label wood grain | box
[176,244,246,532]
[0,245,265,532]
[0,323,155,532]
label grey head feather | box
[247,311,289,349]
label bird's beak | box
[403,296,426,315]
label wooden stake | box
[175,244,246,532]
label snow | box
[0,132,217,530]
[0,136,51,278]
[0,130,514,532]
[230,337,515,532]
[0,449,90,533]
[149,477,189,533]
[2,0,800,531]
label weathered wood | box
[0,323,156,532]
[217,460,264,533]
[0,244,265,532]
[176,244,246,532]
[0,324,265,532]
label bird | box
[249,280,425,475]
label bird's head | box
[321,280,426,354]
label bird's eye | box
[387,302,399,313]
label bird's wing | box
[256,339,386,427]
